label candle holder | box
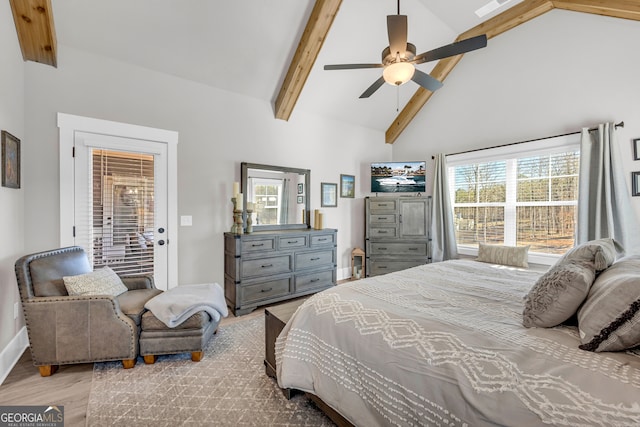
[245,209,253,234]
[230,197,243,234]
[233,210,243,235]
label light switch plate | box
[180,215,193,226]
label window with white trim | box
[447,135,580,263]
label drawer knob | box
[310,278,320,283]
[318,238,328,241]
[378,247,387,250]
[252,243,265,247]
[261,288,273,293]
[310,257,320,261]
[287,240,298,244]
[409,247,418,251]
[261,264,273,268]
[379,230,388,234]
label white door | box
[73,132,170,290]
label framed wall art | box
[321,182,337,207]
[1,131,20,189]
[340,174,355,198]
[634,138,640,160]
[632,171,640,197]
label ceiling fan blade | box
[411,69,443,92]
[413,34,487,64]
[387,15,408,57]
[359,76,386,99]
[324,63,384,70]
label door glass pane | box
[92,150,155,276]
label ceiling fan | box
[324,1,488,98]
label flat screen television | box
[371,161,426,193]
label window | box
[447,135,580,263]
[250,178,282,225]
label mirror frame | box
[241,162,311,231]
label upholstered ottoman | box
[139,310,220,363]
[138,283,227,364]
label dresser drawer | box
[242,278,290,304]
[241,238,275,253]
[370,200,397,211]
[370,242,427,256]
[295,269,334,293]
[369,214,396,224]
[369,259,425,276]
[279,235,308,249]
[295,250,334,270]
[311,233,335,247]
[369,227,397,238]
[242,255,291,278]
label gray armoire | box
[365,196,432,277]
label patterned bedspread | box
[275,260,640,426]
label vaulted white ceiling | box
[51,0,523,132]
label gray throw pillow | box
[63,266,128,297]
[476,243,529,268]
[577,255,640,352]
[523,261,595,328]
[559,237,619,271]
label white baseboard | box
[337,267,352,281]
[0,327,29,386]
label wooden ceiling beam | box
[10,0,57,67]
[385,0,554,144]
[274,0,342,121]
[552,0,640,21]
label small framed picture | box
[632,171,640,197]
[340,174,355,198]
[297,183,304,194]
[1,130,20,189]
[634,138,640,160]
[297,195,303,204]
[321,182,337,207]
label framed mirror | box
[241,162,310,230]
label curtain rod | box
[439,121,624,159]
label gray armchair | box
[14,246,161,376]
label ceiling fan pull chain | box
[397,0,400,15]
[396,85,400,112]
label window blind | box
[90,149,155,276]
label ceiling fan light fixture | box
[383,62,415,86]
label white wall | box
[393,10,640,249]
[22,45,391,288]
[0,1,25,366]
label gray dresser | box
[224,228,337,316]
[365,196,431,277]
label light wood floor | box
[0,309,264,427]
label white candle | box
[247,202,254,211]
[233,181,240,197]
[235,193,243,211]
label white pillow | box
[476,243,529,268]
[63,266,128,296]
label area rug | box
[86,316,333,426]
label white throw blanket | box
[144,283,228,328]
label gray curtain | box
[280,178,290,224]
[577,122,639,254]
[431,153,458,261]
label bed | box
[275,259,640,426]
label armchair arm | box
[121,274,155,290]
[23,295,137,366]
